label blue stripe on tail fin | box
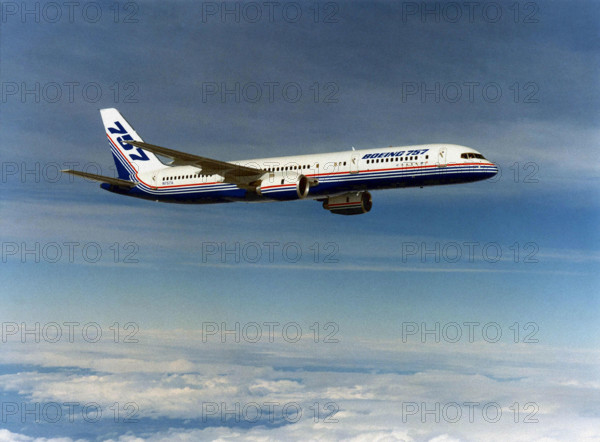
[100,108,165,181]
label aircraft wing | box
[62,170,137,188]
[127,140,266,186]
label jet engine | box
[256,174,316,200]
[323,191,372,215]
[296,174,309,199]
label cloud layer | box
[0,331,598,441]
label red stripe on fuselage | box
[108,136,494,193]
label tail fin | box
[100,108,164,180]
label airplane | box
[62,108,498,215]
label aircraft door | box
[437,147,447,167]
[350,153,360,174]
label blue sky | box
[1,1,599,440]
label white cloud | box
[0,429,80,442]
[0,334,598,441]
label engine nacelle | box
[257,174,312,200]
[296,174,310,199]
[323,191,372,215]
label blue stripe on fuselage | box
[112,163,497,203]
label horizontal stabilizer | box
[61,170,137,188]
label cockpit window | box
[461,152,486,160]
